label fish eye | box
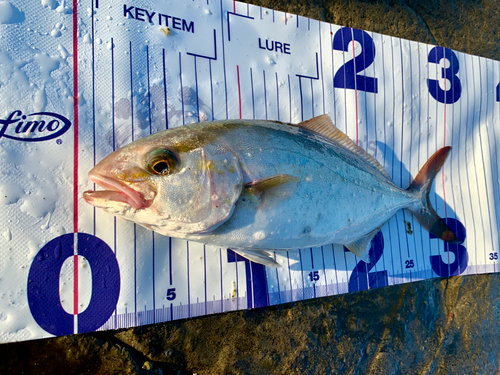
[147,149,179,175]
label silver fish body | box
[84,115,458,267]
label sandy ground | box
[2,0,500,374]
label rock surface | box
[2,0,500,374]
[2,274,500,374]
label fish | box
[83,114,459,267]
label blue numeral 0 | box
[27,233,120,336]
[429,218,468,276]
[333,27,378,93]
[427,47,461,104]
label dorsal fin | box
[298,114,392,180]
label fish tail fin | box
[406,146,460,243]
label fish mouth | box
[83,172,151,210]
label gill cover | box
[155,143,243,235]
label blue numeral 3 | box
[427,47,461,104]
[429,218,468,276]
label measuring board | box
[0,0,499,344]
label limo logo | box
[0,110,71,142]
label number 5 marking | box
[427,46,461,104]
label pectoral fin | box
[344,223,386,263]
[245,174,300,202]
[231,248,281,268]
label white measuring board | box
[0,0,499,344]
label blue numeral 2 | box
[333,27,378,93]
[427,47,461,104]
[347,231,387,292]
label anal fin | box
[344,223,386,263]
[230,248,281,268]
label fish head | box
[83,126,244,235]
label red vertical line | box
[219,0,228,119]
[442,53,448,218]
[134,224,137,326]
[73,256,78,314]
[72,0,79,332]
[152,232,156,323]
[352,39,359,143]
[146,45,152,134]
[91,0,96,236]
[72,0,79,234]
[73,234,79,318]
[233,0,235,13]
[237,65,242,119]
[162,49,169,129]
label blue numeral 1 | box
[227,249,269,308]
